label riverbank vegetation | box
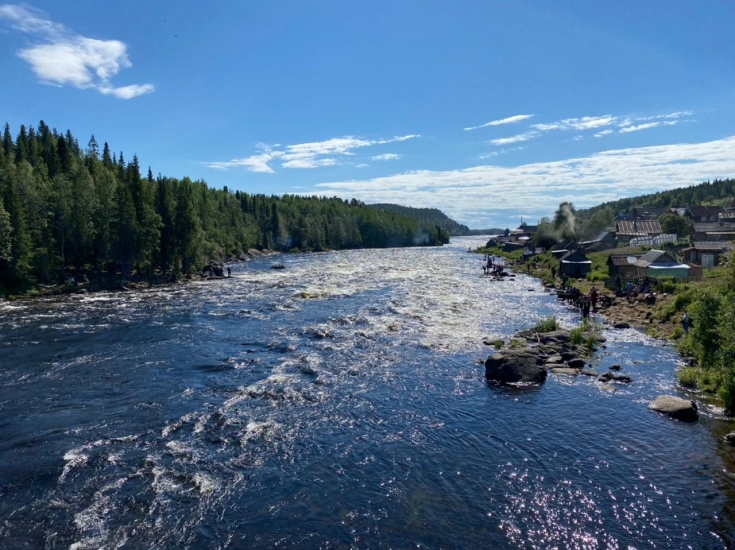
[481,222,735,414]
[0,122,449,296]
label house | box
[632,249,691,279]
[632,207,668,220]
[559,250,591,278]
[691,221,735,242]
[682,242,735,267]
[616,219,663,243]
[607,253,642,279]
[685,206,726,223]
[551,242,578,259]
[503,241,525,253]
[579,231,617,252]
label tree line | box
[0,122,449,293]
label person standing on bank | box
[681,311,691,334]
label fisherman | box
[227,267,232,277]
[589,288,598,311]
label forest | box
[0,122,450,294]
[368,203,505,236]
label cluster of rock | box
[484,329,608,385]
[201,248,274,278]
[483,328,701,422]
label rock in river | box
[485,349,547,385]
[648,395,699,422]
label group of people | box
[616,275,657,305]
[482,255,506,276]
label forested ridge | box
[0,122,449,294]
[368,203,503,236]
[580,178,735,218]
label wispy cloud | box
[619,122,661,134]
[305,136,735,226]
[206,134,419,172]
[464,114,534,131]
[490,131,539,146]
[594,129,613,138]
[532,115,616,132]
[0,4,153,99]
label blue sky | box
[1,1,735,228]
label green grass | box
[676,366,699,388]
[532,316,559,333]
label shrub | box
[570,327,584,346]
[676,367,698,388]
[532,316,559,333]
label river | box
[1,236,734,549]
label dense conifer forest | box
[368,203,504,236]
[580,178,735,218]
[0,122,450,293]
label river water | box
[1,236,734,549]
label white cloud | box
[619,122,661,133]
[464,114,534,131]
[490,131,539,146]
[532,115,616,132]
[594,129,613,138]
[0,4,153,99]
[572,135,584,141]
[304,136,735,226]
[207,134,419,172]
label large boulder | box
[567,358,586,370]
[648,395,698,422]
[598,372,631,383]
[485,349,547,385]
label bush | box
[532,316,559,333]
[570,327,584,346]
[676,366,699,388]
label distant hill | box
[367,204,503,236]
[580,178,735,218]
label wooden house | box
[682,242,735,267]
[632,249,691,279]
[607,253,641,278]
[559,250,591,278]
[691,221,735,242]
[685,206,726,223]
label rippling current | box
[2,236,735,549]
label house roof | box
[632,207,668,218]
[687,206,726,218]
[692,221,735,233]
[633,249,679,268]
[684,242,735,252]
[608,253,640,266]
[559,250,589,262]
[616,219,662,236]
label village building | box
[558,250,592,278]
[690,221,735,242]
[607,253,642,279]
[685,206,726,223]
[682,242,735,268]
[503,241,525,253]
[615,219,663,243]
[632,249,691,279]
[578,231,617,253]
[631,207,668,220]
